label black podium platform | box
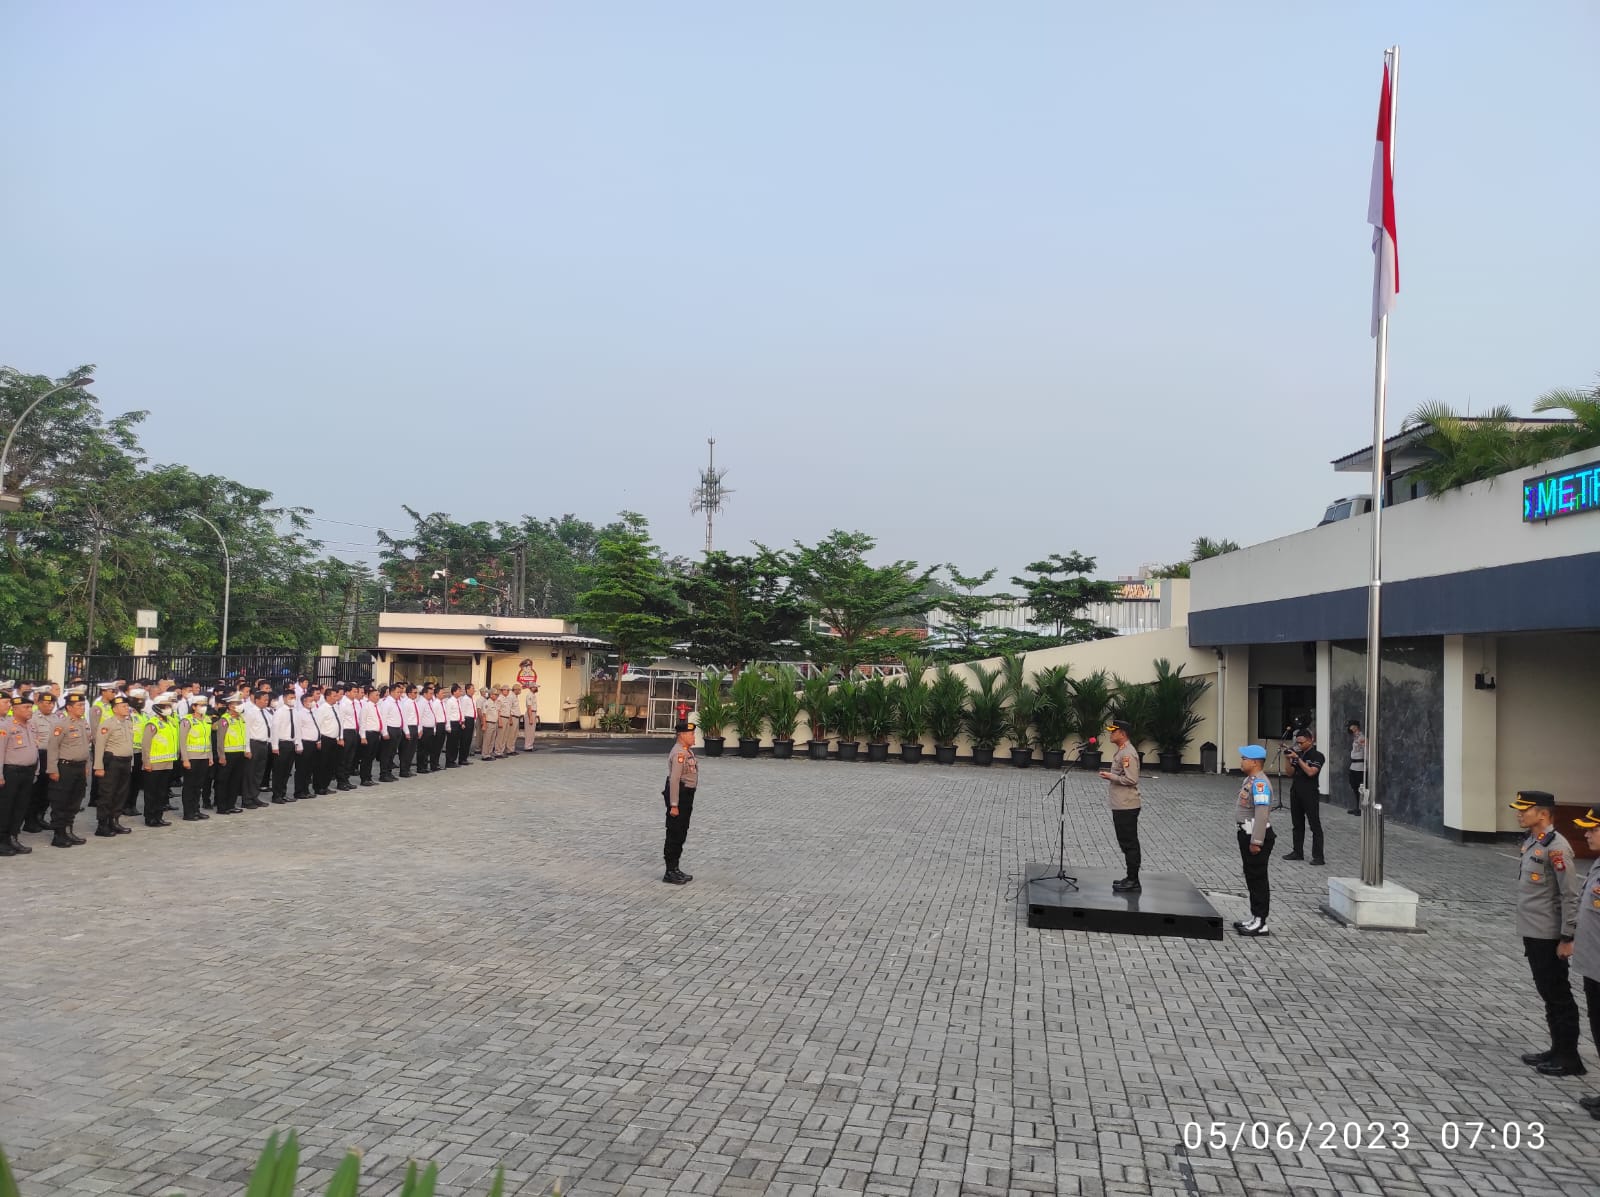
[1025,866,1224,940]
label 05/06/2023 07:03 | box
[1181,1121,1548,1153]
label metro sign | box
[1523,460,1600,523]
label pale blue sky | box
[3,2,1596,581]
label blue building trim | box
[1189,552,1600,646]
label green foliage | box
[1109,677,1156,757]
[829,679,862,742]
[599,707,632,733]
[800,673,832,741]
[1008,552,1118,644]
[1030,664,1075,751]
[1066,670,1114,751]
[962,664,1005,751]
[695,669,731,739]
[675,549,806,671]
[999,653,1035,749]
[927,665,969,746]
[1,1142,18,1197]
[1148,658,1211,757]
[577,692,603,715]
[932,564,1010,657]
[859,676,895,743]
[766,665,802,740]
[1150,536,1241,579]
[1403,383,1600,497]
[731,668,769,741]
[576,512,682,708]
[892,653,930,743]
[780,530,937,674]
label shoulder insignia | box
[1531,873,1542,882]
[1554,851,1567,872]
[676,753,685,761]
[1533,849,1545,860]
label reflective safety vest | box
[184,717,214,754]
[147,716,179,764]
[222,715,248,752]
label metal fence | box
[61,651,373,686]
[0,646,47,683]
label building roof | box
[1332,418,1574,474]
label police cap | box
[1510,790,1557,811]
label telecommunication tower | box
[690,437,732,554]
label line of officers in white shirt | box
[0,675,539,851]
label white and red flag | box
[1369,60,1399,336]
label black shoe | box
[673,869,693,883]
[65,825,85,845]
[459,761,470,767]
[1310,857,1326,866]
[202,799,213,809]
[195,811,210,820]
[1283,852,1305,861]
[445,763,458,769]
[7,837,31,854]
[1537,1058,1587,1077]
[1579,1094,1600,1110]
[1237,921,1271,936]
[1523,1050,1555,1066]
[293,792,311,800]
[337,784,354,792]
[94,824,117,838]
[51,830,73,848]
[1347,807,1361,815]
[217,808,240,815]
[663,870,689,885]
[1233,918,1256,931]
[270,797,288,804]
[360,780,376,787]
[0,839,14,855]
[379,776,395,783]
[314,788,329,795]
[243,800,265,809]
[145,819,172,827]
[399,771,413,778]
[22,818,48,834]
[111,822,132,835]
[1111,877,1141,893]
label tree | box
[1009,552,1117,643]
[781,530,937,675]
[575,512,682,708]
[1149,536,1241,579]
[675,549,805,673]
[930,564,1011,658]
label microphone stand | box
[1043,771,1078,890]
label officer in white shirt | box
[457,684,477,766]
[427,685,449,772]
[353,684,381,786]
[442,686,462,770]
[397,684,420,777]
[242,690,274,807]
[416,683,438,775]
[269,691,302,803]
[334,682,359,790]
[377,684,403,782]
[312,690,342,795]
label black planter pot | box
[866,742,889,763]
[1042,748,1065,769]
[935,745,957,765]
[1079,749,1103,770]
[772,739,794,760]
[737,738,761,758]
[1009,747,1033,768]
[836,740,860,761]
[807,739,830,760]
[899,743,923,764]
[971,746,995,767]
[702,736,725,757]
[1158,750,1182,773]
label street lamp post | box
[0,374,95,511]
[192,514,231,662]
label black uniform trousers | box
[97,755,132,826]
[663,785,696,869]
[28,764,52,826]
[124,752,144,813]
[1290,783,1324,858]
[1586,976,1600,1053]
[456,718,474,765]
[316,735,340,791]
[415,726,434,773]
[294,741,316,796]
[2,762,37,836]
[359,730,379,782]
[180,758,211,819]
[1238,827,1276,920]
[271,741,298,800]
[378,731,399,780]
[341,729,360,785]
[1112,807,1141,880]
[398,729,417,775]
[214,752,245,812]
[48,759,88,828]
[143,766,174,821]
[1524,936,1581,1061]
[430,726,448,771]
[245,741,271,802]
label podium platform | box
[1025,865,1224,940]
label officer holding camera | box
[1283,729,1326,865]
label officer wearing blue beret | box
[1234,745,1275,937]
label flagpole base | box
[1324,877,1421,931]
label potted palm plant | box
[801,673,831,760]
[732,668,767,758]
[767,665,801,760]
[927,665,968,765]
[893,681,929,763]
[831,679,862,761]
[963,664,1004,767]
[695,669,730,757]
[1067,670,1113,768]
[577,692,602,731]
[1109,676,1156,766]
[1149,658,1211,772]
[860,676,895,762]
[1031,664,1074,769]
[999,654,1036,768]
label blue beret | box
[1239,744,1268,760]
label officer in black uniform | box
[1512,790,1585,1076]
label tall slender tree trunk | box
[84,520,104,656]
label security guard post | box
[662,718,699,884]
[177,694,215,822]
[140,695,179,827]
[1512,790,1585,1076]
[1234,745,1275,936]
[45,690,92,846]
[91,693,137,837]
[1569,808,1600,1118]
[1098,718,1142,893]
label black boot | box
[65,820,85,845]
[111,816,132,835]
[51,828,74,848]
[94,820,117,838]
[22,816,48,834]
[8,836,33,855]
[1111,876,1141,893]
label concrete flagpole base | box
[1323,877,1422,931]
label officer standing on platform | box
[1569,808,1600,1118]
[45,690,92,847]
[1098,718,1142,893]
[662,718,699,884]
[1512,790,1585,1077]
[0,693,41,855]
[92,693,138,837]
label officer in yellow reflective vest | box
[178,695,214,822]
[215,696,251,814]
[140,695,179,827]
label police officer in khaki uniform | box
[45,689,92,846]
[662,718,699,884]
[1098,718,1142,893]
[22,689,60,834]
[496,686,517,759]
[478,685,500,759]
[1512,790,1585,1076]
[0,693,41,855]
[91,693,138,837]
[1570,808,1600,1118]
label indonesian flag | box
[1369,61,1399,337]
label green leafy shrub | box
[800,673,831,742]
[731,668,769,741]
[927,665,969,747]
[695,669,730,740]
[859,676,895,743]
[1109,676,1156,759]
[829,679,862,742]
[962,664,1005,751]
[766,666,802,741]
[1031,664,1074,751]
[599,707,632,733]
[1066,670,1114,753]
[1148,658,1210,758]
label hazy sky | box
[4,2,1596,583]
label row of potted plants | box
[694,655,1210,770]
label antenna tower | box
[690,437,732,554]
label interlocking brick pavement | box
[1,749,1597,1195]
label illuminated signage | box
[1523,460,1600,522]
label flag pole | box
[1361,45,1398,888]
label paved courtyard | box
[2,747,1597,1196]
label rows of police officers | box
[0,675,540,850]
